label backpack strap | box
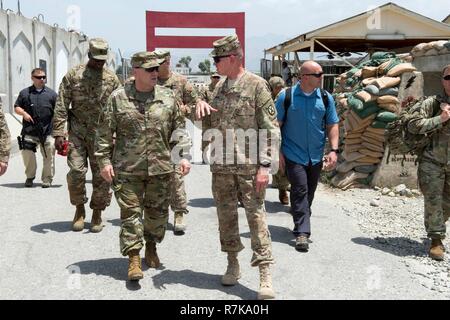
[320,89,330,130]
[283,87,292,124]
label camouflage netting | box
[330,39,450,190]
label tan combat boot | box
[128,250,144,281]
[258,264,275,300]
[72,205,86,232]
[174,212,186,235]
[145,241,160,269]
[221,252,241,286]
[90,210,103,233]
[429,239,445,261]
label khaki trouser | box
[21,135,55,183]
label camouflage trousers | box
[112,173,172,256]
[272,169,290,191]
[418,160,450,240]
[212,173,274,267]
[170,165,188,214]
[67,133,112,210]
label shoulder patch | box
[266,104,276,117]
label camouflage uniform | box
[156,52,199,217]
[53,43,121,211]
[199,78,219,152]
[408,95,450,240]
[95,68,191,256]
[0,99,11,164]
[209,48,281,267]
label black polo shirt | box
[15,86,57,137]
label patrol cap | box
[210,35,242,58]
[155,49,171,60]
[269,76,285,89]
[147,51,166,65]
[89,38,109,61]
[130,52,160,69]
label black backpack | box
[282,87,330,128]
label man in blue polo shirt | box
[276,61,339,252]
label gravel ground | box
[322,184,450,296]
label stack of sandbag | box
[331,52,417,189]
[411,40,450,58]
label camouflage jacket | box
[408,95,450,165]
[158,72,199,120]
[209,71,281,175]
[0,100,11,163]
[95,82,191,177]
[199,83,217,131]
[53,64,121,138]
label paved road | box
[0,151,444,300]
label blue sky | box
[7,0,450,72]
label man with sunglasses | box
[53,38,121,233]
[276,61,339,253]
[154,50,200,236]
[196,35,280,300]
[0,98,10,177]
[14,68,57,188]
[408,64,450,261]
[95,52,191,281]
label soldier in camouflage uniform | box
[0,98,11,177]
[53,38,121,233]
[155,50,200,235]
[196,35,281,300]
[268,76,291,205]
[199,72,221,155]
[408,64,450,261]
[95,52,192,281]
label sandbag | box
[362,66,378,79]
[356,156,382,164]
[362,77,377,86]
[376,112,398,123]
[337,161,358,174]
[353,102,380,119]
[377,95,400,105]
[346,132,363,139]
[348,95,364,112]
[366,127,386,135]
[345,144,363,153]
[362,142,385,153]
[342,151,366,162]
[364,85,380,95]
[371,52,396,60]
[378,87,399,96]
[360,148,384,159]
[354,165,378,174]
[373,77,401,90]
[355,90,376,103]
[386,63,417,77]
[378,103,400,114]
[362,135,385,147]
[345,138,364,146]
[371,120,389,129]
[362,131,386,143]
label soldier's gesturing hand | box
[0,162,8,176]
[100,165,115,183]
[55,137,65,153]
[196,100,217,120]
[179,159,191,176]
[256,167,270,193]
[440,104,450,123]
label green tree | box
[198,60,211,74]
[179,56,192,73]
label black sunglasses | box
[144,67,159,73]
[302,73,324,78]
[444,75,450,81]
[213,55,232,64]
[33,75,47,80]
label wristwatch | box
[330,149,340,154]
[260,163,271,168]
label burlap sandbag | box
[344,119,353,132]
[362,131,385,143]
[362,77,377,86]
[386,63,417,77]
[377,95,400,105]
[362,142,385,153]
[364,85,380,95]
[362,66,378,79]
[378,103,400,114]
[379,87,399,96]
[345,144,363,153]
[432,40,448,50]
[346,138,364,145]
[354,165,378,174]
[356,156,382,164]
[366,127,386,135]
[337,161,358,174]
[362,135,385,147]
[360,148,384,159]
[342,151,366,162]
[346,132,363,140]
[424,48,439,56]
[373,77,401,90]
[355,91,377,103]
[334,171,369,189]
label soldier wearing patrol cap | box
[199,72,221,154]
[196,35,281,300]
[155,49,200,236]
[53,38,121,234]
[268,76,291,205]
[95,51,192,281]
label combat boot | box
[90,210,103,233]
[128,250,143,281]
[279,189,289,205]
[221,252,241,286]
[145,241,160,269]
[72,205,86,232]
[429,239,445,261]
[174,212,186,235]
[258,264,275,300]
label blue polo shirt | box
[275,83,339,166]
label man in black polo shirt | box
[15,68,57,188]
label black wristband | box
[330,149,340,154]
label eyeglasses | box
[444,75,450,81]
[301,73,324,78]
[144,67,159,73]
[213,55,232,64]
[33,76,47,80]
